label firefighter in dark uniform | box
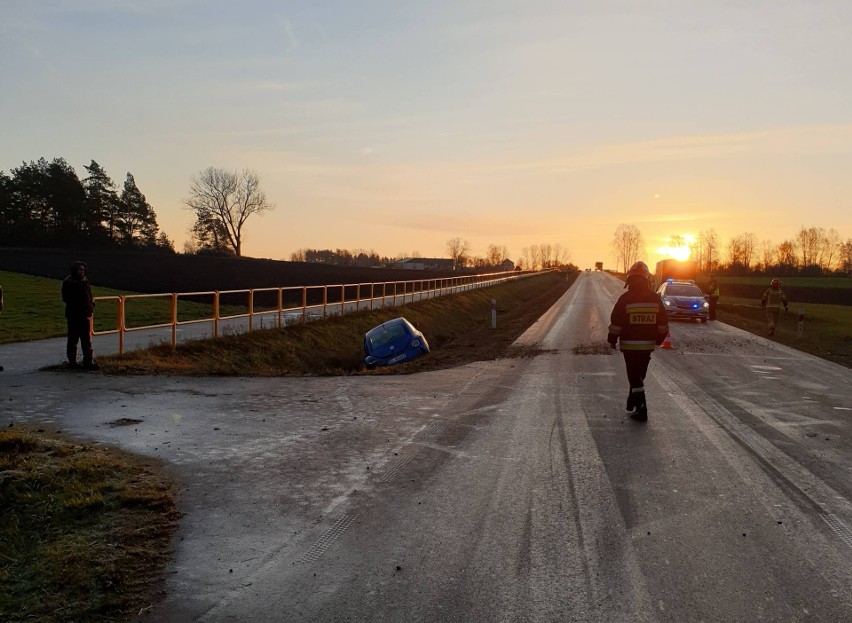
[607,261,669,422]
[760,278,788,337]
[61,261,99,370]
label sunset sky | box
[3,0,852,268]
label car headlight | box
[663,299,672,306]
[411,339,420,347]
[703,301,709,308]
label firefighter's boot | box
[630,391,648,422]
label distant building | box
[392,258,456,271]
[499,259,515,271]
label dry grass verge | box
[0,428,179,622]
[717,298,852,368]
[100,271,577,376]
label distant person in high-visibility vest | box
[61,261,99,370]
[706,275,720,320]
[607,261,669,423]
[760,278,789,337]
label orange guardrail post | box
[301,287,307,324]
[170,293,178,352]
[323,286,328,318]
[213,291,220,338]
[248,290,254,332]
[118,296,125,355]
[356,284,361,311]
[341,285,346,316]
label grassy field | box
[716,276,852,289]
[0,428,179,622]
[0,270,241,344]
[101,271,576,376]
[718,297,852,368]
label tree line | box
[289,239,574,272]
[688,227,851,275]
[447,238,573,271]
[611,223,852,275]
[0,157,173,250]
[289,248,392,266]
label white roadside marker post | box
[797,307,805,338]
[491,298,497,329]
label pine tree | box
[83,160,121,244]
[117,173,160,246]
[7,158,91,246]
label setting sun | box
[657,234,695,262]
[668,245,692,261]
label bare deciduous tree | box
[610,224,645,273]
[530,245,542,271]
[446,237,471,269]
[486,243,511,266]
[727,232,757,269]
[777,240,798,268]
[553,243,570,267]
[695,229,720,273]
[759,239,776,270]
[821,227,842,271]
[185,167,274,257]
[796,226,821,268]
[840,239,852,273]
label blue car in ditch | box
[364,317,430,368]
[657,279,709,323]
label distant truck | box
[594,262,603,271]
[655,259,698,288]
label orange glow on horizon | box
[657,234,695,262]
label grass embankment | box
[0,270,240,344]
[718,297,852,368]
[0,429,179,622]
[716,276,852,289]
[101,271,577,376]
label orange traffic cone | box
[660,333,673,349]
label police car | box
[656,279,709,323]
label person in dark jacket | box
[705,275,720,320]
[607,261,669,422]
[61,261,98,370]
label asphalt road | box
[1,271,850,622]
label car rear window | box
[367,322,408,348]
[665,284,703,296]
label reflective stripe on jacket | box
[707,282,720,299]
[608,288,669,352]
[761,287,788,309]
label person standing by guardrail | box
[705,275,720,320]
[761,278,789,337]
[61,261,99,370]
[607,261,669,423]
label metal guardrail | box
[92,269,542,355]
